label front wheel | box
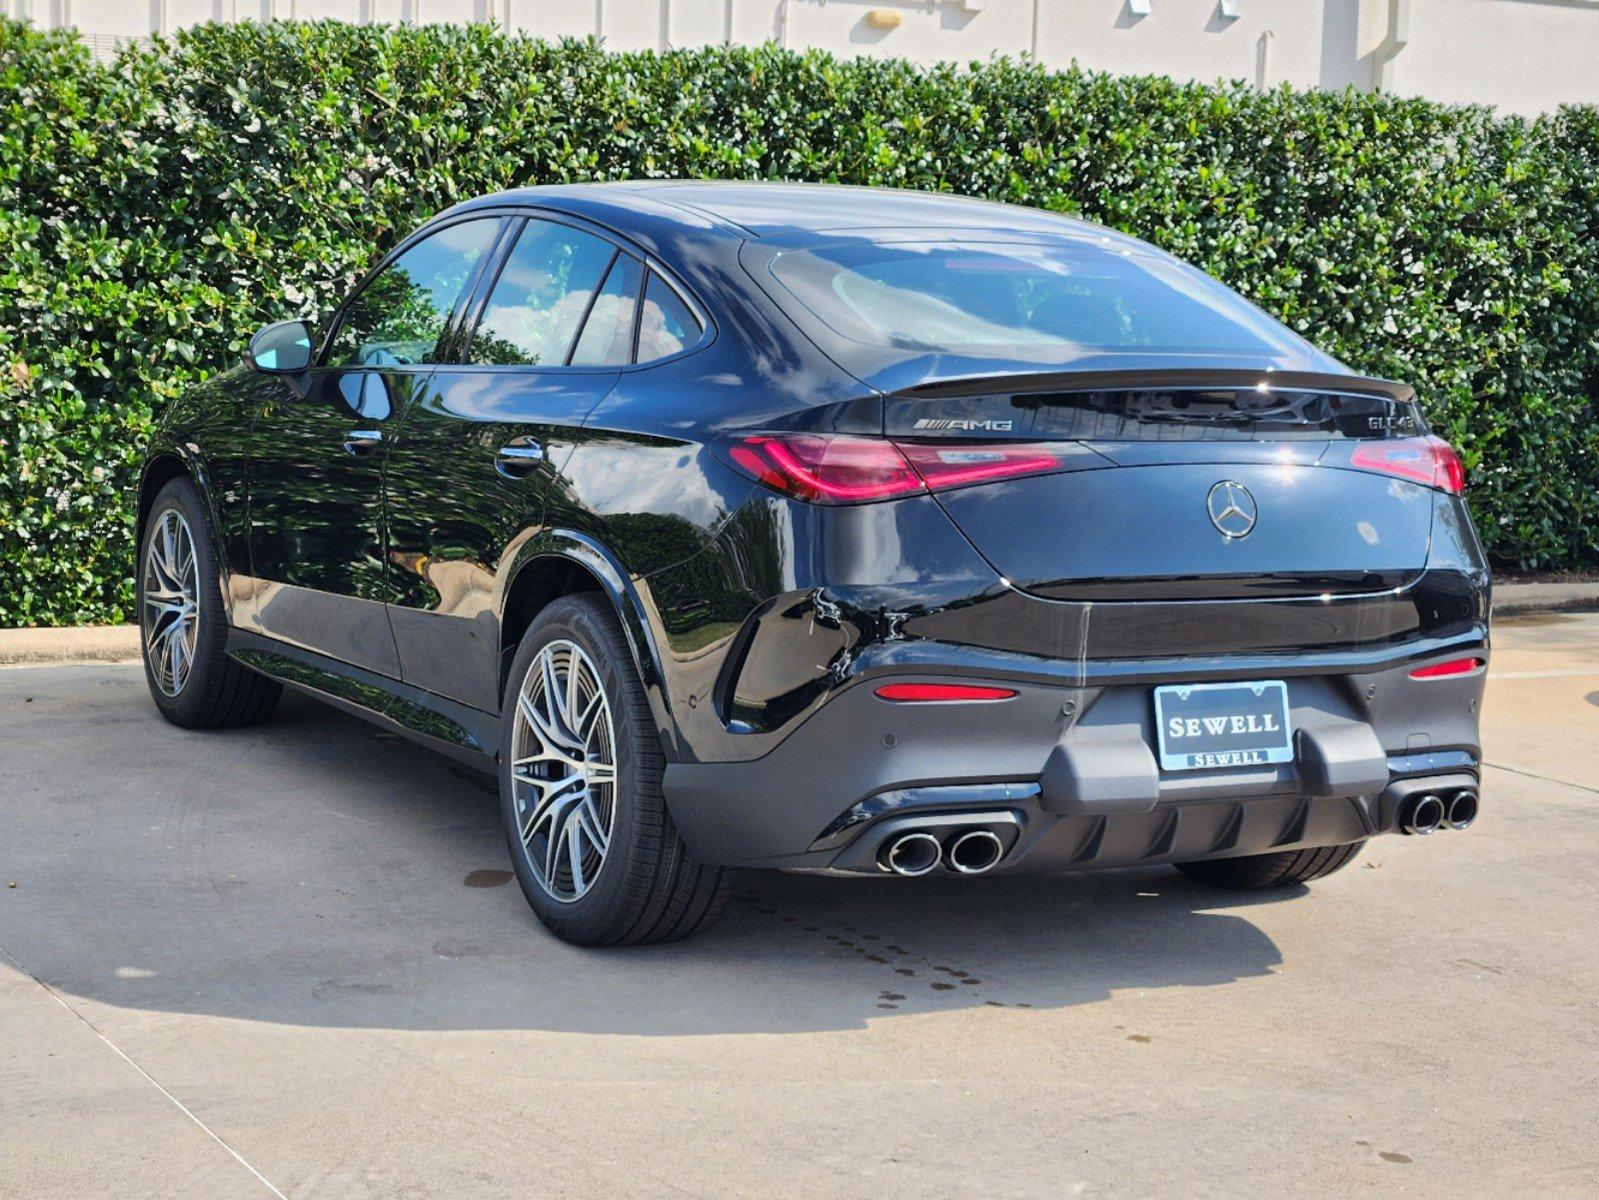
[1174,841,1363,890]
[499,594,735,946]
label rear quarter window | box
[635,271,703,363]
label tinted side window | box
[569,253,643,367]
[468,219,616,367]
[635,271,703,363]
[327,219,500,368]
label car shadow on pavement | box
[5,674,1292,1038]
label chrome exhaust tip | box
[880,831,942,877]
[945,829,1005,875]
[1402,793,1446,836]
[1445,789,1479,831]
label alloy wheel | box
[142,509,200,697]
[509,639,618,903]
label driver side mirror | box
[248,319,315,375]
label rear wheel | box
[1174,841,1363,890]
[499,594,735,946]
[139,478,281,728]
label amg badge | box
[913,418,1015,433]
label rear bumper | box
[661,646,1486,872]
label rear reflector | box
[1409,656,1485,679]
[1350,436,1466,495]
[874,682,1019,703]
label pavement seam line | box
[1482,761,1599,797]
[0,943,289,1200]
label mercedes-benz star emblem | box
[1206,480,1258,539]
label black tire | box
[138,478,281,728]
[499,593,735,946]
[1174,841,1364,890]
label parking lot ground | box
[3,616,1598,1199]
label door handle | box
[495,437,546,478]
[342,428,386,456]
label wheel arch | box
[135,453,193,547]
[497,532,676,750]
[135,449,242,610]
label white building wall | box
[1031,0,1358,91]
[19,0,1599,115]
[1383,0,1599,115]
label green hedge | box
[3,18,1596,625]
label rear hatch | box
[885,374,1439,602]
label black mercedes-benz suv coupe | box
[137,182,1489,944]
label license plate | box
[1153,680,1293,772]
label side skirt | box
[225,628,500,771]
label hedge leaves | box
[2,18,1596,625]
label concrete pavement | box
[2,617,1597,1198]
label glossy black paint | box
[385,365,621,710]
[138,181,1491,872]
[242,367,420,675]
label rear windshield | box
[768,239,1310,357]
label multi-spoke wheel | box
[498,594,736,945]
[139,478,281,728]
[510,640,618,903]
[142,509,200,696]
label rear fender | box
[497,530,679,757]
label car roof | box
[444,180,1131,245]
[434,181,1353,395]
[619,181,1111,238]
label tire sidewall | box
[138,479,225,723]
[499,595,656,943]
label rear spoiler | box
[897,368,1415,405]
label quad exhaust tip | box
[1397,787,1480,835]
[1445,789,1479,831]
[879,826,1011,876]
[880,831,943,877]
[1401,793,1446,836]
[946,829,1005,875]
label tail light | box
[1409,656,1485,679]
[725,435,923,504]
[897,442,1067,491]
[724,433,1070,504]
[1350,436,1466,495]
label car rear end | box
[660,228,1489,879]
